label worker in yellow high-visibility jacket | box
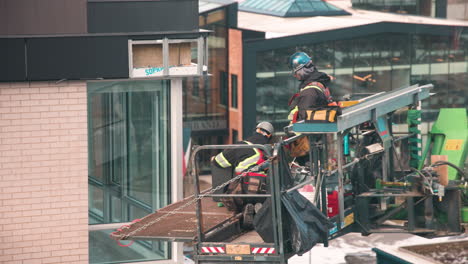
[211,122,274,227]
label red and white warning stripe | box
[201,246,225,254]
[252,247,276,254]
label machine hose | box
[430,160,466,182]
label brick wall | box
[0,81,89,264]
[228,28,243,141]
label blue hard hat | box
[289,52,312,73]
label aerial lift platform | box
[111,84,467,264]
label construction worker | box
[287,51,334,123]
[211,122,274,227]
[287,52,335,163]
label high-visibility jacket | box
[288,81,329,123]
[214,133,269,177]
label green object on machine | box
[217,202,224,207]
[463,207,468,223]
[419,108,468,181]
[407,110,422,169]
[419,108,468,223]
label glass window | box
[335,39,354,69]
[220,71,228,106]
[313,41,335,74]
[256,75,295,131]
[447,30,468,108]
[88,80,171,263]
[411,34,431,90]
[254,28,468,135]
[334,39,354,98]
[353,37,376,93]
[429,35,450,109]
[89,229,168,264]
[232,129,238,143]
[231,74,238,108]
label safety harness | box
[288,81,335,123]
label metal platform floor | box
[110,195,236,242]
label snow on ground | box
[289,232,468,264]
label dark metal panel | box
[242,29,265,41]
[88,0,198,33]
[242,44,257,137]
[27,37,128,80]
[0,0,87,35]
[226,2,238,29]
[0,39,27,81]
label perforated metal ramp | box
[110,196,236,242]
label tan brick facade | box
[0,81,88,264]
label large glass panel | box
[334,39,354,98]
[372,33,392,94]
[353,37,376,93]
[88,80,171,263]
[391,34,411,90]
[256,47,298,131]
[352,0,419,15]
[313,42,335,75]
[256,71,294,131]
[254,28,468,138]
[448,29,468,108]
[89,184,104,224]
[411,34,431,109]
[184,9,229,173]
[429,35,450,110]
[89,230,166,264]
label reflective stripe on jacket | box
[214,152,231,168]
[213,133,269,176]
[234,141,264,175]
[288,83,328,122]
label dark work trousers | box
[210,161,232,202]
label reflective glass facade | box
[352,0,468,19]
[352,0,431,16]
[88,80,171,263]
[182,6,230,172]
[255,29,468,131]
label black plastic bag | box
[281,190,333,255]
[252,198,275,243]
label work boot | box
[242,203,254,229]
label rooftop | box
[239,0,349,17]
[237,0,468,39]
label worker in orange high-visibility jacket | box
[211,122,274,228]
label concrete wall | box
[228,28,243,141]
[0,81,88,264]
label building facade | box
[0,0,207,263]
[235,0,468,135]
[184,0,238,173]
